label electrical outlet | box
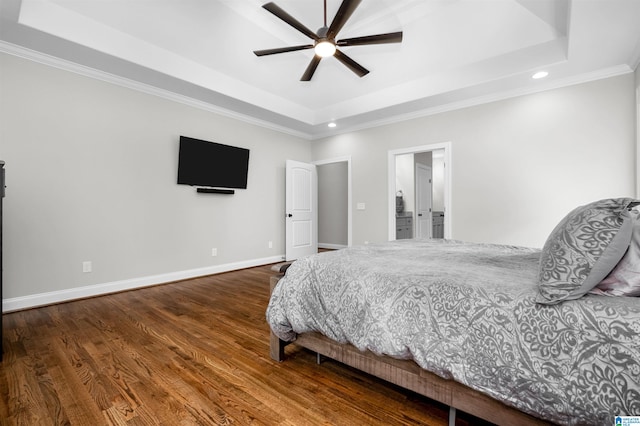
[211,248,218,257]
[268,241,273,249]
[82,261,92,273]
[357,203,366,210]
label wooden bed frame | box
[269,273,552,426]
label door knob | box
[287,213,293,217]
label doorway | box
[388,142,452,241]
[316,157,352,249]
[285,157,352,261]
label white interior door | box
[416,164,432,239]
[285,160,318,261]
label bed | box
[266,198,640,425]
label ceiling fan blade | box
[254,45,314,56]
[334,49,369,78]
[338,31,403,46]
[262,2,319,41]
[327,0,362,39]
[301,55,322,81]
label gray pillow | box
[536,198,639,305]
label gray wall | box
[312,73,637,248]
[1,50,637,306]
[0,52,310,302]
[317,162,348,247]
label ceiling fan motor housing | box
[317,26,330,38]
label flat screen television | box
[177,136,250,189]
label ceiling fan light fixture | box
[315,40,336,57]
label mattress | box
[266,239,640,425]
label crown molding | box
[1,40,634,142]
[0,41,314,140]
[311,64,634,140]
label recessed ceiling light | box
[532,71,549,79]
[328,122,337,128]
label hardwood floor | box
[0,264,494,425]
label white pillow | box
[590,210,640,297]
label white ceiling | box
[1,0,640,139]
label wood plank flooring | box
[0,264,494,425]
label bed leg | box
[270,330,286,362]
[316,352,324,364]
[448,406,456,426]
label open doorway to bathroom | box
[388,143,451,241]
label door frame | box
[388,142,452,241]
[313,156,353,248]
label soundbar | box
[196,188,235,195]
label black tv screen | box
[177,136,250,189]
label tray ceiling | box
[1,0,640,138]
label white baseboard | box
[2,255,285,313]
[318,243,347,250]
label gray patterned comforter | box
[266,239,640,425]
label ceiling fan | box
[253,0,403,81]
